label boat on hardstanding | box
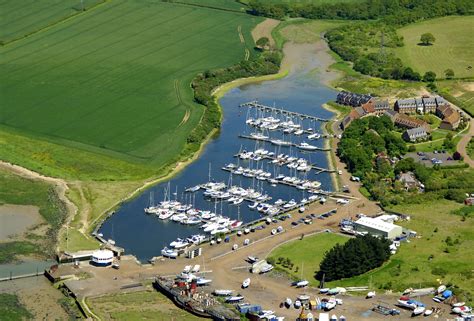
[242,278,251,288]
[214,289,233,296]
[161,247,178,258]
[298,142,318,151]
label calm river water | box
[100,46,338,261]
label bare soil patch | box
[251,18,279,48]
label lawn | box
[326,200,474,302]
[393,16,474,79]
[268,232,349,285]
[0,0,104,44]
[0,0,260,174]
[88,289,203,321]
[240,0,361,5]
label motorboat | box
[260,264,274,273]
[214,289,233,296]
[230,221,243,229]
[242,278,251,288]
[225,296,244,303]
[270,139,292,146]
[294,300,301,308]
[170,239,190,249]
[283,199,297,208]
[250,132,269,140]
[232,198,244,205]
[161,247,178,258]
[299,206,305,213]
[366,291,376,298]
[185,185,200,192]
[319,288,330,294]
[196,278,212,286]
[308,133,321,140]
[424,309,433,316]
[248,202,259,210]
[452,302,466,307]
[187,234,205,245]
[171,213,187,222]
[183,216,201,225]
[284,298,293,307]
[452,306,472,314]
[412,306,425,316]
[247,256,258,263]
[158,210,174,220]
[210,226,229,235]
[294,280,309,288]
[298,142,318,151]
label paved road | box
[457,118,474,167]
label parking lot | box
[405,151,459,167]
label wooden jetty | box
[240,100,331,122]
[238,134,331,152]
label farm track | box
[175,80,191,127]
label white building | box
[353,216,403,239]
[91,249,114,266]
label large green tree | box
[420,33,436,45]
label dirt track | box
[251,18,280,48]
[457,118,474,167]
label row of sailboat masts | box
[240,100,330,122]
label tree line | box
[247,0,473,22]
[316,234,391,281]
[185,51,281,156]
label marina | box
[98,49,337,262]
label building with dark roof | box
[402,127,429,142]
[393,113,431,131]
[437,105,461,130]
[336,91,373,107]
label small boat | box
[250,133,269,140]
[298,294,311,301]
[196,278,212,286]
[271,229,277,235]
[161,247,178,258]
[242,278,251,288]
[248,202,259,210]
[294,300,301,308]
[237,230,243,236]
[270,139,292,146]
[452,306,472,314]
[452,302,466,307]
[171,240,190,249]
[260,264,273,273]
[225,295,244,303]
[214,289,233,296]
[299,206,305,213]
[247,256,258,263]
[210,226,229,235]
[319,288,329,293]
[243,228,250,234]
[294,129,304,135]
[366,291,376,299]
[412,306,425,315]
[295,280,309,288]
[185,185,200,192]
[424,309,433,316]
[284,297,292,308]
[232,198,244,205]
[437,285,446,294]
[308,133,321,140]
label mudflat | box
[0,204,42,241]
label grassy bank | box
[327,200,474,302]
[87,289,203,320]
[268,233,349,285]
[0,293,32,320]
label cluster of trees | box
[186,51,281,154]
[316,235,391,281]
[394,157,473,203]
[247,0,473,23]
[247,0,472,81]
[337,116,406,178]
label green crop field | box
[0,0,260,171]
[393,16,474,79]
[268,232,349,284]
[171,0,247,11]
[0,0,104,44]
[240,0,361,5]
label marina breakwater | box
[99,45,338,262]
